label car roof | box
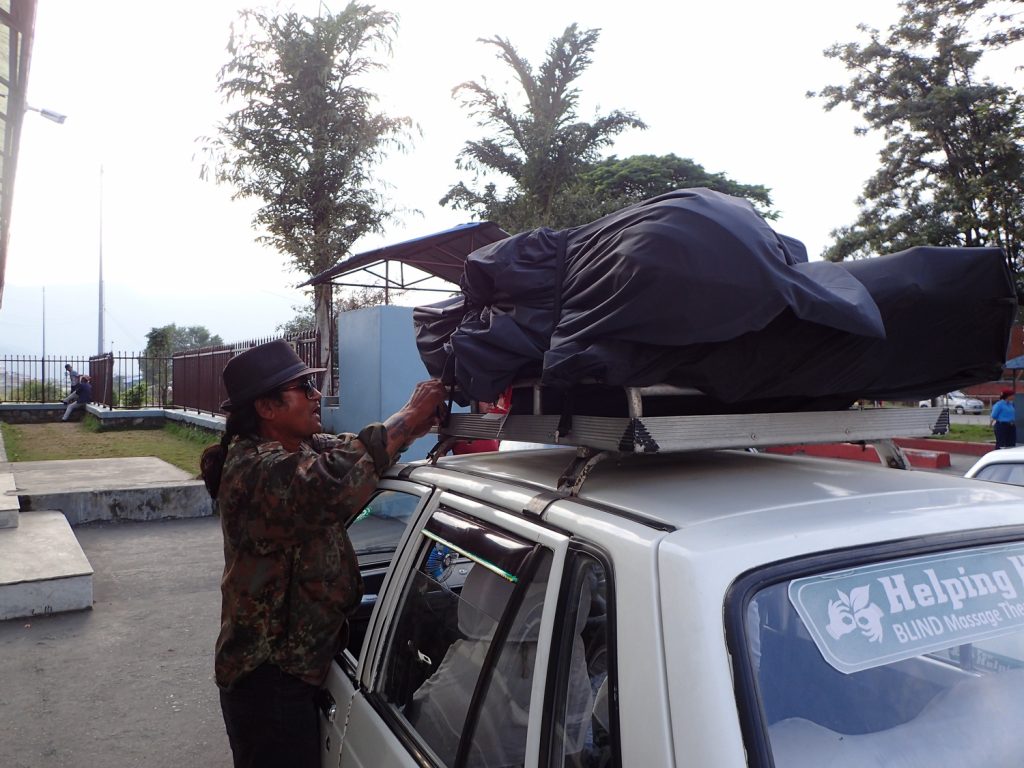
[966,446,1024,476]
[410,447,1024,543]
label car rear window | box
[973,462,1024,487]
[745,541,1024,766]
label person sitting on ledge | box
[61,374,91,422]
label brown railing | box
[172,332,321,415]
[0,331,319,413]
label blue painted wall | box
[326,305,444,460]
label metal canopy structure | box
[0,0,37,308]
[302,221,509,296]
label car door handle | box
[318,689,338,723]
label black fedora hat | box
[221,340,326,411]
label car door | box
[318,479,435,766]
[334,491,578,768]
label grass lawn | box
[0,418,216,475]
[937,423,995,444]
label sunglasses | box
[278,376,320,400]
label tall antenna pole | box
[98,164,104,355]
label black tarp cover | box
[414,189,1016,411]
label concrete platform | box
[0,510,93,620]
[0,471,18,529]
[4,457,214,525]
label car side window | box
[550,551,617,768]
[343,489,423,662]
[348,489,422,565]
[376,506,549,767]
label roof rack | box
[430,385,954,494]
[443,406,949,454]
[437,382,949,464]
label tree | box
[571,153,777,222]
[275,286,398,336]
[142,324,224,401]
[144,324,223,357]
[441,24,646,233]
[201,4,410,393]
[812,0,1024,287]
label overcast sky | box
[0,0,1006,356]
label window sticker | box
[788,543,1024,674]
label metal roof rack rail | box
[439,385,951,470]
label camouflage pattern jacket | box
[215,428,390,688]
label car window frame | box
[541,540,621,768]
[343,479,438,682]
[724,524,1024,768]
[359,489,574,767]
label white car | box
[965,445,1024,486]
[325,407,1024,768]
[918,390,985,414]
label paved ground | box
[0,413,999,767]
[0,516,231,768]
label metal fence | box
[0,355,93,403]
[0,331,320,413]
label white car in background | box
[965,445,1024,487]
[918,390,985,414]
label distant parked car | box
[918,390,984,414]
[965,445,1024,486]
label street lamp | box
[25,105,66,124]
[98,165,103,355]
[24,105,65,393]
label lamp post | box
[98,164,103,355]
[25,105,66,124]
[24,105,65,392]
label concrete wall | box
[0,404,225,434]
[0,404,70,423]
[331,306,449,460]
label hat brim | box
[220,364,327,411]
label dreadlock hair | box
[200,402,263,499]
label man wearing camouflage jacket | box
[201,340,445,768]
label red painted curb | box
[766,443,951,469]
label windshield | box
[746,541,1024,766]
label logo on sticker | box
[788,544,1024,674]
[827,585,884,643]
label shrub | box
[117,383,148,408]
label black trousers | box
[219,663,321,768]
[995,421,1017,449]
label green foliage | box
[201,4,411,385]
[275,287,397,335]
[812,0,1024,287]
[116,382,147,408]
[142,323,223,392]
[163,420,221,448]
[0,422,22,457]
[144,324,223,357]
[939,422,995,442]
[7,378,64,403]
[4,421,207,474]
[442,24,646,232]
[81,414,102,433]
[572,154,777,222]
